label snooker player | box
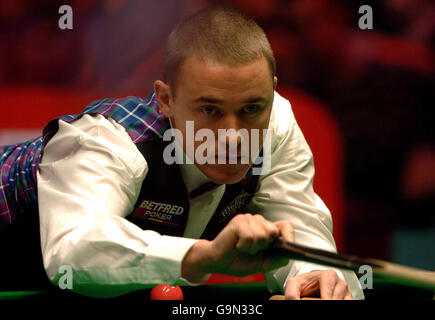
[0,6,363,299]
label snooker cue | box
[266,238,435,292]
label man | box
[0,6,363,299]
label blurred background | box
[0,0,434,269]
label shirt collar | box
[170,134,212,194]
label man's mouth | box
[215,154,249,163]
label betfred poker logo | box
[134,200,185,225]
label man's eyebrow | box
[194,96,223,104]
[193,96,268,104]
[242,96,268,104]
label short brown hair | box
[163,6,276,90]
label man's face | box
[156,55,277,184]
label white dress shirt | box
[37,91,364,299]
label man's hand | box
[182,214,293,282]
[284,270,354,300]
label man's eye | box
[243,104,260,114]
[201,106,218,115]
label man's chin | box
[196,163,252,185]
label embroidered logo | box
[218,191,252,222]
[133,200,185,225]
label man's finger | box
[344,292,354,300]
[319,270,337,300]
[284,278,302,300]
[232,214,256,253]
[300,278,320,298]
[250,215,279,251]
[274,221,294,243]
[332,279,349,300]
[256,217,280,251]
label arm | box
[37,114,201,298]
[245,92,364,299]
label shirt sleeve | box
[37,114,204,298]
[245,92,364,299]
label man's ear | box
[154,80,173,118]
[273,76,278,91]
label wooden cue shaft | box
[267,239,435,291]
[368,258,435,291]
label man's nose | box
[221,113,241,130]
[217,115,245,150]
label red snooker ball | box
[150,284,184,300]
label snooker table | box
[0,280,433,301]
